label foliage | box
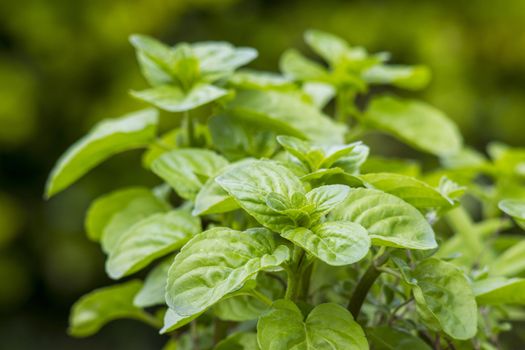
[47,30,525,349]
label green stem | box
[252,289,273,306]
[347,252,390,319]
[445,207,483,260]
[184,111,196,147]
[138,312,163,329]
[336,89,348,123]
[284,266,298,300]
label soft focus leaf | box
[225,90,346,144]
[85,187,169,242]
[215,332,258,350]
[229,70,293,90]
[131,84,228,113]
[282,221,370,266]
[489,240,525,276]
[280,49,329,81]
[46,109,158,198]
[192,41,257,77]
[151,149,228,200]
[130,34,174,86]
[302,82,335,108]
[412,259,477,340]
[69,280,148,337]
[134,258,171,307]
[474,277,525,305]
[331,188,437,249]
[364,96,462,156]
[499,199,525,229]
[360,173,452,210]
[166,227,289,318]
[304,30,350,65]
[216,160,303,231]
[106,210,201,279]
[257,300,368,350]
[367,326,431,350]
[362,65,431,90]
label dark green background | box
[1,0,524,348]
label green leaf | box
[161,308,202,334]
[215,332,258,350]
[306,185,350,222]
[362,65,431,90]
[304,29,350,65]
[45,109,158,198]
[152,149,228,200]
[362,156,421,177]
[412,259,477,340]
[257,300,368,350]
[165,227,289,318]
[499,199,525,229]
[134,258,171,307]
[85,187,169,242]
[360,173,452,211]
[364,96,462,156]
[302,82,335,108]
[229,69,293,90]
[216,160,303,231]
[131,83,228,113]
[209,114,278,161]
[129,34,174,86]
[331,188,437,249]
[225,90,346,145]
[489,240,525,276]
[106,210,201,279]
[69,280,150,337]
[367,326,431,350]
[282,221,370,266]
[474,277,525,305]
[192,41,257,77]
[280,49,329,82]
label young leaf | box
[362,64,431,90]
[106,210,201,279]
[131,83,228,113]
[302,82,335,108]
[280,49,329,82]
[215,332,258,350]
[192,41,257,77]
[129,34,174,86]
[45,109,158,198]
[473,277,525,305]
[134,258,171,308]
[225,90,346,145]
[330,188,437,249]
[360,173,452,211]
[151,149,228,200]
[85,187,170,242]
[411,259,477,340]
[282,221,370,266]
[306,184,350,221]
[257,300,368,350]
[161,308,202,334]
[229,69,293,90]
[364,96,462,156]
[69,280,152,337]
[499,199,525,229]
[367,326,431,350]
[304,29,350,65]
[489,240,525,276]
[165,227,289,318]
[216,160,303,231]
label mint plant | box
[46,30,525,349]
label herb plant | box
[46,30,525,349]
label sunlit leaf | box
[474,277,525,305]
[367,326,431,350]
[46,109,158,198]
[134,258,171,308]
[499,199,525,229]
[362,65,431,90]
[215,332,258,350]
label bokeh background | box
[1,0,524,348]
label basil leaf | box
[474,277,525,305]
[360,173,452,211]
[304,29,350,65]
[129,34,174,86]
[134,258,171,307]
[225,90,346,145]
[257,300,368,350]
[367,326,431,350]
[131,83,228,113]
[85,187,169,243]
[192,41,257,77]
[165,227,289,318]
[364,96,462,156]
[46,109,158,198]
[229,69,293,90]
[306,185,350,221]
[489,240,525,276]
[106,210,201,279]
[499,199,525,229]
[69,280,150,337]
[331,188,437,249]
[282,221,370,266]
[216,160,303,231]
[362,65,431,90]
[412,259,477,340]
[152,149,228,200]
[215,332,258,350]
[279,49,329,82]
[161,308,202,334]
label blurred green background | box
[0,0,524,348]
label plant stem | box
[336,89,348,123]
[284,265,298,300]
[184,111,196,147]
[252,289,273,306]
[347,252,390,318]
[138,312,163,329]
[284,247,305,300]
